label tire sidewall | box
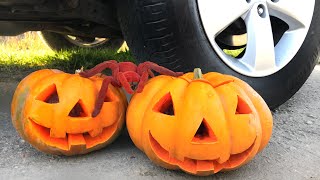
[118,0,320,108]
[174,0,320,108]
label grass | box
[3,32,316,81]
[0,32,134,80]
[223,48,245,58]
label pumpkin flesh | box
[11,69,127,155]
[127,72,272,175]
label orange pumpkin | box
[127,68,273,176]
[11,69,127,156]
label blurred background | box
[0,32,133,81]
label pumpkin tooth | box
[170,151,184,162]
[88,128,103,137]
[49,128,66,138]
[68,134,87,151]
[212,161,224,173]
[196,160,215,173]
[179,158,197,174]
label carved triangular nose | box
[192,119,217,143]
[69,100,88,117]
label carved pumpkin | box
[11,69,127,156]
[127,68,273,176]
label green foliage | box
[223,48,245,58]
[0,32,134,80]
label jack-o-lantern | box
[11,69,127,156]
[127,68,273,176]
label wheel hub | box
[197,0,315,77]
[64,35,109,48]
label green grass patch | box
[223,48,245,58]
[0,32,134,80]
[0,48,134,72]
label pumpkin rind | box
[127,72,273,176]
[11,69,127,156]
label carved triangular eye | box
[36,84,59,104]
[69,100,88,117]
[104,95,112,102]
[192,119,217,143]
[104,90,117,102]
[236,96,252,114]
[153,93,175,116]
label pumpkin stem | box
[75,66,84,74]
[193,68,203,79]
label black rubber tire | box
[40,31,124,51]
[117,0,320,108]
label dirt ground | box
[0,67,320,179]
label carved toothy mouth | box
[28,118,118,151]
[27,83,120,151]
[149,132,255,174]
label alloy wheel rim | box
[197,0,315,77]
[64,35,109,48]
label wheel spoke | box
[267,0,315,30]
[198,0,314,77]
[197,0,250,39]
[240,3,276,73]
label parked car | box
[0,0,319,108]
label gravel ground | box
[0,67,320,180]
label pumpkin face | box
[11,69,127,156]
[127,71,273,176]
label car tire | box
[117,0,320,108]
